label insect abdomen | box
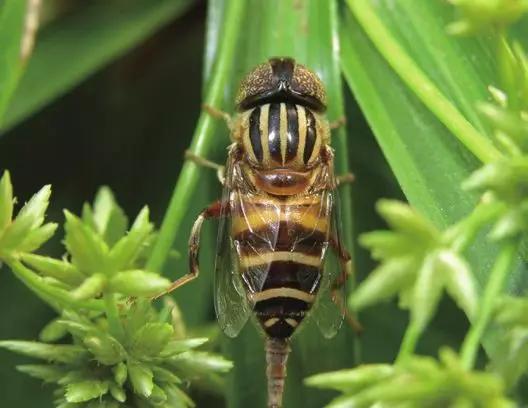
[232,194,329,339]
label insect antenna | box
[265,337,291,408]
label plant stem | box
[7,258,104,311]
[396,319,422,363]
[460,241,517,369]
[146,0,246,274]
[345,0,502,164]
[103,292,125,340]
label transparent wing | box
[214,158,253,338]
[311,185,347,339]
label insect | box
[162,58,355,408]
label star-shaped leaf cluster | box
[0,301,232,407]
[20,186,170,301]
[464,43,528,241]
[350,200,478,336]
[306,348,513,408]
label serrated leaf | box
[0,341,88,363]
[160,338,208,357]
[128,361,154,398]
[18,222,57,253]
[21,253,84,286]
[71,273,106,300]
[171,351,233,373]
[109,206,153,271]
[91,186,129,246]
[130,322,173,358]
[152,366,181,384]
[107,269,170,297]
[65,380,109,403]
[0,170,13,230]
[349,257,416,311]
[63,210,109,275]
[0,185,51,252]
[83,332,126,365]
[16,364,67,382]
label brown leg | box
[153,200,225,299]
[185,150,225,184]
[203,104,233,130]
[330,236,363,334]
[329,116,346,130]
[336,173,355,187]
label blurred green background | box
[0,1,474,406]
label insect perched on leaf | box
[159,58,357,408]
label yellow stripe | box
[308,113,322,164]
[243,110,257,162]
[296,106,307,167]
[260,104,270,166]
[280,103,288,165]
[249,288,315,303]
[240,251,322,268]
[232,210,328,235]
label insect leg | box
[329,236,363,334]
[329,116,346,130]
[154,200,226,299]
[184,150,225,184]
[336,173,355,186]
[202,104,233,130]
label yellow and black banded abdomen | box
[231,195,330,339]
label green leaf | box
[0,0,29,126]
[412,253,447,333]
[130,322,174,358]
[109,383,127,403]
[21,253,84,286]
[71,273,106,300]
[0,184,51,253]
[349,258,416,311]
[65,380,109,403]
[107,270,170,297]
[89,186,128,247]
[16,364,67,383]
[305,365,395,393]
[113,362,128,387]
[83,331,126,366]
[442,251,478,319]
[109,206,153,271]
[0,340,87,363]
[1,0,196,133]
[0,170,13,230]
[39,318,69,342]
[170,351,233,373]
[160,338,208,357]
[63,210,109,275]
[128,361,154,398]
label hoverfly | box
[163,58,355,408]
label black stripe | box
[255,297,310,339]
[242,262,321,293]
[286,104,299,162]
[268,103,282,163]
[304,109,317,164]
[233,221,328,243]
[249,107,263,162]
